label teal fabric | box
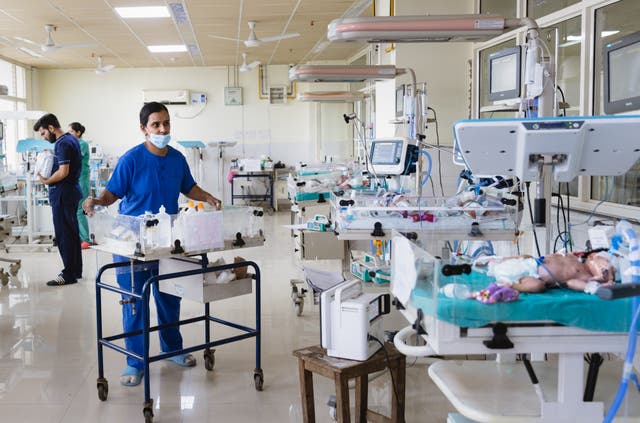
[410,270,636,333]
[294,191,331,201]
[76,139,91,242]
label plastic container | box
[176,208,224,252]
[139,210,158,250]
[156,205,172,248]
[439,283,471,299]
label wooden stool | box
[293,343,406,423]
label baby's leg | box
[511,276,546,293]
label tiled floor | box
[0,211,455,422]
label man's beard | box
[48,132,57,143]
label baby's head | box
[585,251,616,282]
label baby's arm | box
[566,278,614,293]
[566,278,588,292]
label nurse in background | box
[68,122,91,249]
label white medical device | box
[89,143,104,160]
[454,115,640,182]
[368,137,416,176]
[320,279,390,361]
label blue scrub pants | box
[115,260,183,370]
[51,198,82,281]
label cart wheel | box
[254,369,264,391]
[97,380,108,401]
[9,262,20,276]
[204,349,215,371]
[143,408,153,423]
[294,302,303,316]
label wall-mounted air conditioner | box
[142,89,190,105]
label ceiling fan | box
[239,53,260,72]
[15,24,96,53]
[95,56,115,75]
[209,21,299,48]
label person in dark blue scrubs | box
[34,113,83,286]
[82,102,221,387]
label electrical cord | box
[428,107,445,197]
[556,85,567,117]
[565,182,572,251]
[368,335,400,404]
[350,115,382,188]
[525,181,541,257]
[570,177,612,228]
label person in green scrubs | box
[68,122,91,249]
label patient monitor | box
[454,115,640,182]
[368,137,417,176]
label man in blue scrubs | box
[83,102,221,387]
[34,113,83,286]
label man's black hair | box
[33,113,61,132]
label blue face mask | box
[148,133,171,149]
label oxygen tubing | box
[603,221,640,423]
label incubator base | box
[430,357,640,423]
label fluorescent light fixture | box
[327,15,522,43]
[115,6,170,19]
[289,65,405,82]
[560,30,620,48]
[148,45,187,53]
[17,47,44,58]
[297,91,366,103]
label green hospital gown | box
[76,139,91,242]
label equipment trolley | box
[93,244,263,422]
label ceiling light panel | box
[148,44,187,53]
[115,6,170,19]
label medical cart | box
[93,241,264,423]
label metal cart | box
[94,250,263,422]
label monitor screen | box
[370,141,401,165]
[487,46,521,103]
[604,31,640,114]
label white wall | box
[390,0,476,196]
[35,65,318,201]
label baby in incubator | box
[478,251,616,294]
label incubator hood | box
[327,15,534,43]
[296,91,365,103]
[289,65,405,82]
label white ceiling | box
[0,0,369,71]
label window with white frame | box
[591,0,640,207]
[0,58,28,173]
[480,0,517,17]
[477,0,639,220]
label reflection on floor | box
[0,211,455,422]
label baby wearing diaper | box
[481,251,615,293]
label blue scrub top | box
[49,132,82,207]
[106,143,196,216]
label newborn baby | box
[482,251,615,293]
